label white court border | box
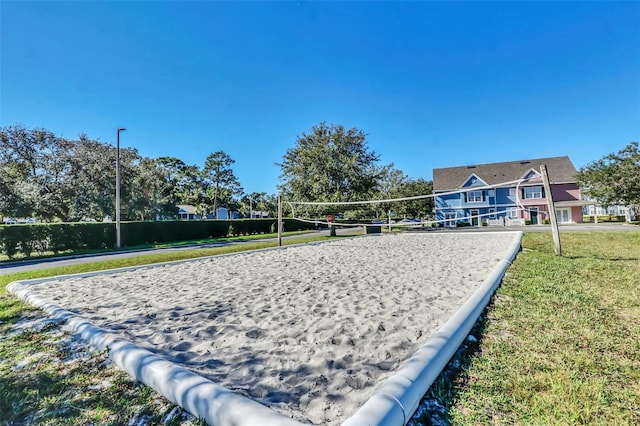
[8,231,523,426]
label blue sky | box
[2,1,639,196]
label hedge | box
[582,215,627,223]
[0,219,315,259]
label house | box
[250,210,270,218]
[583,200,637,222]
[177,205,201,220]
[215,207,229,219]
[433,156,584,227]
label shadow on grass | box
[0,317,203,425]
[407,306,491,426]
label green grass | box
[3,231,640,425]
[412,231,640,425]
[0,235,329,425]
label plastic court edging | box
[8,231,523,426]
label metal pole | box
[116,128,126,248]
[277,195,282,246]
[541,165,562,256]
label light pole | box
[249,195,253,218]
[116,128,126,248]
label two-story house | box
[433,156,583,227]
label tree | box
[130,156,197,220]
[0,125,91,221]
[238,191,278,218]
[278,122,381,205]
[397,178,434,218]
[374,164,409,218]
[65,134,121,221]
[202,151,243,217]
[1,125,138,222]
[577,142,640,217]
[373,165,434,219]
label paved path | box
[0,227,364,275]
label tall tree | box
[65,135,120,221]
[202,151,242,217]
[278,122,381,205]
[1,125,139,222]
[374,165,434,219]
[375,164,408,217]
[577,142,640,217]
[397,178,434,218]
[0,125,72,220]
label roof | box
[177,204,196,214]
[433,156,578,191]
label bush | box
[1,226,20,258]
[583,215,626,223]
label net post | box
[541,165,562,256]
[277,194,282,247]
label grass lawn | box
[412,231,640,425]
[2,231,639,425]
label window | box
[555,208,571,223]
[509,188,516,196]
[466,190,483,203]
[445,213,457,227]
[523,186,543,199]
[508,208,518,219]
[489,208,496,219]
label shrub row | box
[0,219,315,259]
[581,215,627,223]
[0,223,115,258]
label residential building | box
[177,205,201,220]
[583,200,637,222]
[433,156,584,227]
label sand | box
[26,232,519,424]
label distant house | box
[583,200,637,222]
[209,207,242,219]
[433,156,585,227]
[177,205,201,220]
[215,207,229,219]
[250,210,270,218]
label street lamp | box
[116,128,126,248]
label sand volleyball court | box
[21,232,520,424]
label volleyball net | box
[284,178,534,229]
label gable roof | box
[461,173,488,188]
[433,156,577,191]
[177,204,197,214]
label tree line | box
[4,122,635,224]
[1,122,435,223]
